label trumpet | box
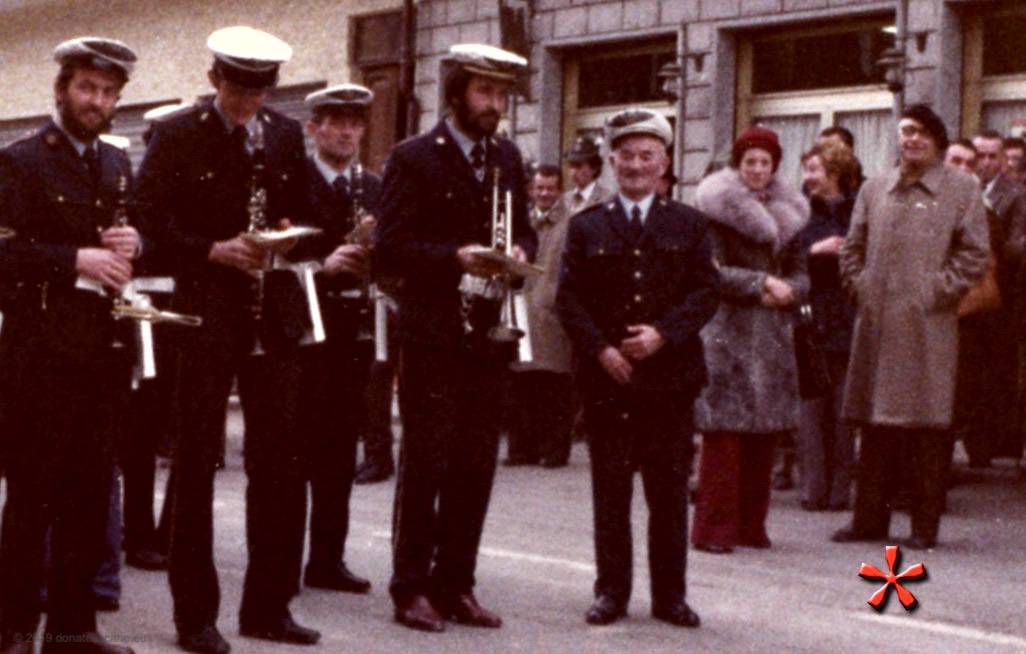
[487,178,525,344]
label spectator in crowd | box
[833,104,989,550]
[508,164,581,468]
[565,135,605,214]
[691,126,810,554]
[1002,137,1026,184]
[818,126,864,192]
[955,130,1026,467]
[944,139,978,177]
[795,141,860,512]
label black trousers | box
[361,315,399,467]
[583,392,693,608]
[852,426,950,542]
[390,343,504,601]
[299,307,372,570]
[0,355,126,640]
[121,326,177,555]
[508,370,576,464]
[168,298,306,632]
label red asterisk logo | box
[859,545,927,611]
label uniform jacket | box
[691,167,810,434]
[840,163,989,428]
[523,181,614,374]
[556,195,719,398]
[135,100,312,311]
[0,121,134,368]
[374,119,536,353]
[303,157,382,341]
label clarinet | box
[247,124,270,355]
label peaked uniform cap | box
[443,43,527,81]
[565,134,603,162]
[207,26,292,89]
[305,84,374,111]
[143,102,193,123]
[53,36,137,77]
[605,108,673,148]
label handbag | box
[794,303,832,399]
[958,256,1001,317]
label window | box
[963,5,1026,138]
[577,51,675,109]
[737,17,896,187]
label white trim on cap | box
[207,26,292,67]
[304,83,375,108]
[448,43,527,68]
[143,102,192,122]
[53,36,137,75]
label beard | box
[58,99,114,142]
[454,101,500,139]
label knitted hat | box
[731,125,782,172]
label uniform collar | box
[313,152,353,186]
[52,113,96,157]
[212,98,260,139]
[618,192,656,223]
[574,180,597,203]
[444,116,486,164]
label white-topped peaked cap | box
[605,108,673,148]
[444,43,527,81]
[142,102,192,123]
[305,84,374,111]
[207,26,291,88]
[53,36,137,77]
[98,134,131,150]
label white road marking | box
[853,613,1026,650]
[370,530,594,573]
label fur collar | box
[695,167,809,251]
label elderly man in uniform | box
[833,104,989,550]
[375,43,535,632]
[297,84,380,594]
[557,108,719,628]
[136,26,319,653]
[0,37,139,654]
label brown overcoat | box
[522,182,614,373]
[840,163,989,428]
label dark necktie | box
[470,141,485,181]
[83,146,101,189]
[333,174,350,197]
[629,205,644,241]
[231,125,249,156]
[573,191,585,209]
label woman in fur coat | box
[691,126,810,553]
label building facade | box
[0,0,410,171]
[414,0,1026,193]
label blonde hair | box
[801,141,859,196]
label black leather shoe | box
[394,595,446,632]
[239,614,320,645]
[694,542,733,554]
[304,563,371,593]
[502,456,538,467]
[585,595,626,625]
[830,527,886,543]
[178,626,230,654]
[41,631,134,654]
[739,536,771,549]
[896,535,936,550]
[653,600,701,628]
[126,548,168,571]
[354,461,394,484]
[540,457,568,468]
[432,592,502,628]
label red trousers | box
[691,432,778,548]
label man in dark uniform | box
[557,108,719,628]
[297,84,380,594]
[375,43,535,632]
[135,26,319,653]
[0,37,140,654]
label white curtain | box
[837,110,897,179]
[753,114,821,190]
[982,101,1026,137]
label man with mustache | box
[375,43,535,632]
[0,37,140,654]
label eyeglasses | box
[898,122,928,138]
